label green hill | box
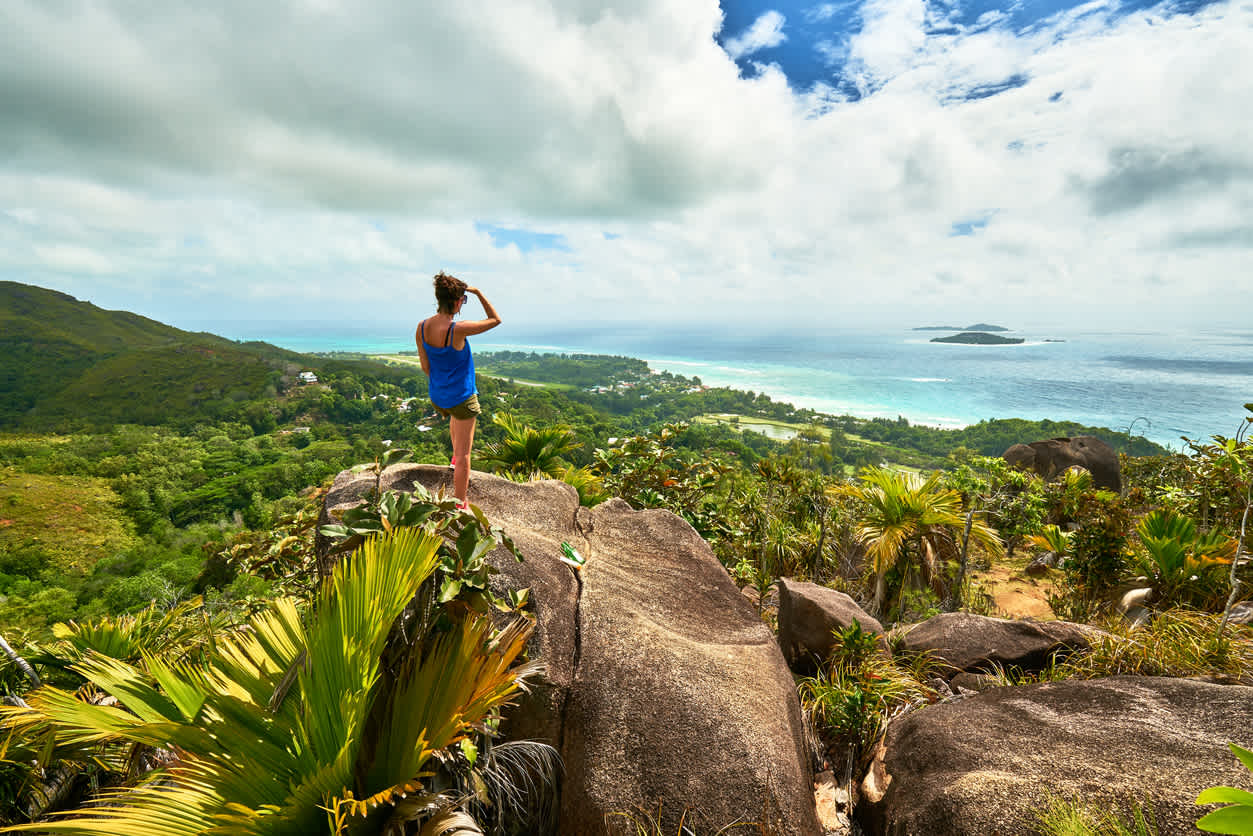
[0,281,309,430]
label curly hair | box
[433,271,468,313]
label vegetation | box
[981,611,1253,687]
[0,525,546,835]
[798,622,937,777]
[1197,744,1253,835]
[472,352,656,389]
[1036,797,1159,836]
[480,414,580,479]
[839,467,1003,618]
[929,332,1024,345]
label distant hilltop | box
[913,323,1010,332]
[931,332,1024,345]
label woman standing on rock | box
[417,272,501,508]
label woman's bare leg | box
[451,414,477,502]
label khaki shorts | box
[434,394,481,420]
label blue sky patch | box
[718,0,1224,97]
[952,73,1031,102]
[950,215,993,236]
[476,223,570,253]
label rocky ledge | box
[319,464,820,835]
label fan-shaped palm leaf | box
[1134,508,1235,609]
[0,527,537,836]
[1028,524,1072,556]
[48,596,232,668]
[480,414,579,479]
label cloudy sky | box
[2,0,1250,335]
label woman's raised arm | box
[456,286,502,336]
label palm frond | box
[1028,524,1072,555]
[465,740,561,834]
[49,596,231,667]
[481,414,580,479]
[364,615,534,793]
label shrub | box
[798,623,937,776]
[1051,490,1131,618]
[1131,508,1234,611]
[1036,796,1158,836]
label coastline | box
[191,323,1252,450]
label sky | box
[1,0,1250,334]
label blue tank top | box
[421,321,477,408]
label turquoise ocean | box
[187,320,1253,451]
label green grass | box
[0,467,136,574]
[479,374,578,391]
[1036,797,1158,836]
[694,413,822,440]
[988,610,1253,686]
[695,413,892,447]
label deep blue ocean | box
[187,320,1253,451]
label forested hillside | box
[0,282,423,431]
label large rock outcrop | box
[859,676,1253,835]
[777,578,884,672]
[320,465,820,835]
[899,612,1100,679]
[1002,435,1121,492]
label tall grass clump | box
[1055,610,1253,684]
[1036,796,1159,836]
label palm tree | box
[0,527,541,835]
[480,413,580,479]
[847,467,1003,617]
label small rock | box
[1227,602,1253,625]
[1118,587,1153,613]
[1025,555,1052,577]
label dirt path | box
[969,557,1057,620]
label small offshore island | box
[931,331,1025,345]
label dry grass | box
[990,609,1253,686]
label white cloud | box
[0,0,1248,332]
[805,4,841,23]
[723,10,789,59]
